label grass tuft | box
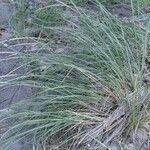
[0,0,150,149]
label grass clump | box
[11,0,64,38]
[0,0,150,150]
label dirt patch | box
[110,4,132,17]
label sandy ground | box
[0,1,32,149]
[0,1,32,108]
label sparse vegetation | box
[0,0,150,150]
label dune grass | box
[0,0,150,149]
